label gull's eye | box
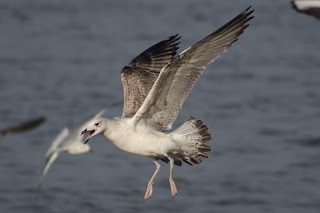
[95,122,100,127]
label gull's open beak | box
[81,129,95,144]
[81,129,88,136]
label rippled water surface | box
[1,0,320,213]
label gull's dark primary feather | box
[121,35,181,117]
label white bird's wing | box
[46,127,69,158]
[92,102,123,119]
[37,151,59,192]
[121,35,180,117]
[94,107,109,118]
[38,127,69,192]
[132,7,254,131]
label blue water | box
[1,0,320,212]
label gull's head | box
[81,118,106,144]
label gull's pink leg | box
[169,157,178,197]
[144,160,160,200]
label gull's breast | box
[105,123,179,157]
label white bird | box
[81,7,254,199]
[37,108,108,191]
[291,0,320,20]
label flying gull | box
[37,108,108,192]
[81,7,254,199]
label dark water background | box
[1,0,320,212]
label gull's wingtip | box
[244,5,255,15]
[241,6,255,24]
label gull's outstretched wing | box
[121,35,180,117]
[38,127,69,192]
[92,102,123,119]
[46,127,69,157]
[37,151,59,192]
[132,7,254,130]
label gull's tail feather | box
[171,116,212,166]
